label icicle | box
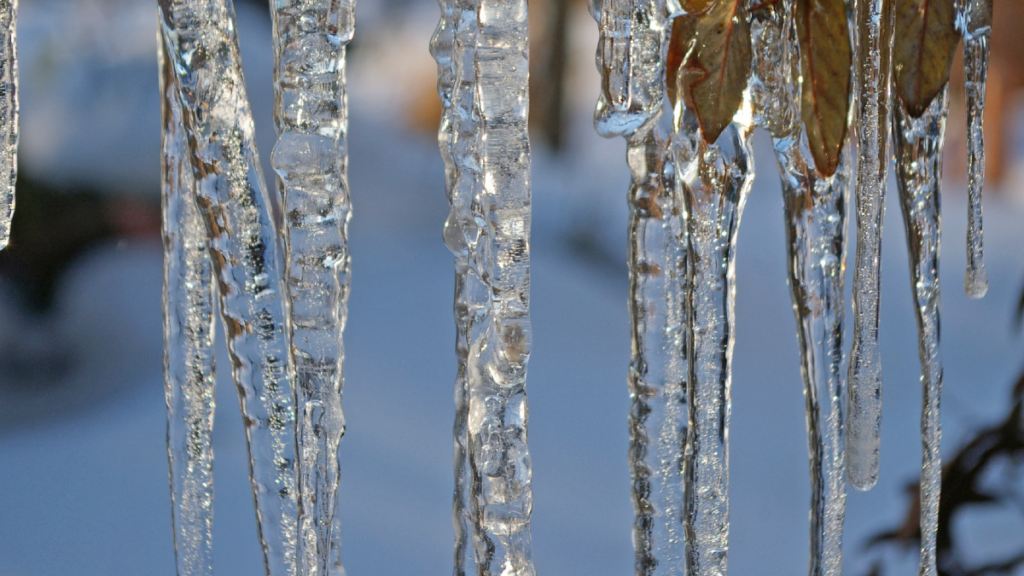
[269,0,353,572]
[961,0,990,299]
[0,0,16,250]
[157,4,298,574]
[749,0,800,138]
[846,0,894,493]
[593,0,668,137]
[591,0,688,571]
[773,129,850,576]
[430,2,477,574]
[433,0,536,572]
[161,40,217,576]
[893,89,947,576]
[671,102,755,576]
[627,120,688,576]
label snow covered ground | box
[1,3,1023,575]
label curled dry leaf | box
[893,0,960,117]
[797,0,852,177]
[681,0,720,13]
[666,0,752,144]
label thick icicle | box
[749,0,800,138]
[627,121,689,576]
[0,0,15,250]
[593,0,668,137]
[893,90,947,576]
[961,0,990,299]
[157,4,298,574]
[672,102,755,576]
[161,41,217,576]
[773,129,850,576]
[846,0,894,493]
[433,0,536,572]
[269,0,354,572]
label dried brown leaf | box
[894,0,960,117]
[666,0,752,143]
[681,0,720,13]
[797,0,852,176]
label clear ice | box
[627,121,689,576]
[158,1,298,573]
[0,0,16,250]
[672,101,756,576]
[161,41,217,576]
[749,0,800,138]
[773,128,850,576]
[592,0,689,572]
[893,89,947,576]
[593,0,670,137]
[961,0,990,299]
[846,0,894,493]
[270,0,354,572]
[431,0,537,572]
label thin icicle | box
[0,0,16,250]
[434,0,536,572]
[961,0,990,299]
[430,1,477,573]
[593,0,668,137]
[893,89,947,576]
[627,120,688,576]
[672,102,755,576]
[749,0,800,138]
[269,0,353,573]
[157,3,298,574]
[161,41,217,576]
[773,129,850,576]
[846,0,894,493]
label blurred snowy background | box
[1,0,1024,574]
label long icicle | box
[158,4,298,574]
[592,0,688,572]
[893,89,947,576]
[627,121,688,576]
[161,40,217,576]
[673,103,756,576]
[961,0,990,299]
[846,0,895,493]
[434,0,536,572]
[269,0,354,573]
[0,0,14,250]
[773,130,851,576]
[430,0,476,572]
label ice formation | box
[893,89,948,576]
[431,0,536,572]
[0,0,16,250]
[161,42,217,576]
[961,0,991,299]
[846,0,895,493]
[158,0,298,573]
[270,0,354,572]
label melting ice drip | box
[431,0,537,574]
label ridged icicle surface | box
[961,0,990,299]
[431,0,536,572]
[270,0,354,572]
[158,0,298,573]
